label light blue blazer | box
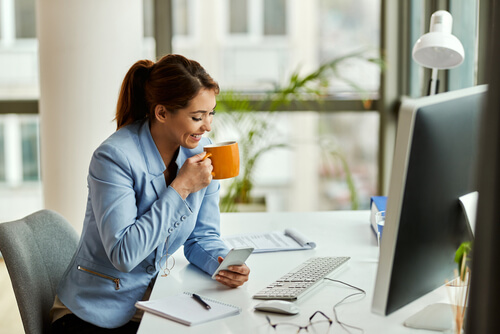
[57,120,230,328]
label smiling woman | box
[50,54,251,334]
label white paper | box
[222,228,316,253]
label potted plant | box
[210,94,287,212]
[210,50,383,212]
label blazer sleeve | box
[183,180,231,275]
[88,143,192,273]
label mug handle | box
[201,152,212,161]
[201,152,216,177]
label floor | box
[0,258,24,334]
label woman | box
[51,54,250,333]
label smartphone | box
[211,247,254,279]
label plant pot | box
[446,275,470,334]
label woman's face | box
[160,88,217,150]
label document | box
[222,228,316,253]
[135,292,241,326]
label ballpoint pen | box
[192,293,211,310]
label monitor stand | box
[403,303,454,331]
[403,193,476,331]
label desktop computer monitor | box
[372,85,487,316]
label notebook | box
[135,292,241,326]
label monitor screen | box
[372,85,487,316]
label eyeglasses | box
[159,236,176,277]
[266,310,333,333]
[160,253,175,277]
[267,279,366,333]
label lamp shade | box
[412,10,464,70]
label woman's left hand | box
[214,256,250,288]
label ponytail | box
[115,60,154,129]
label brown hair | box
[115,54,219,129]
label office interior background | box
[0,0,485,230]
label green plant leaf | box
[454,241,472,279]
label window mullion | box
[3,114,23,186]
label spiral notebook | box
[135,292,241,326]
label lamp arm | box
[427,68,439,96]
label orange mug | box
[203,141,240,180]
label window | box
[319,0,381,95]
[229,0,248,34]
[0,0,38,97]
[0,114,39,184]
[172,0,382,211]
[0,114,43,222]
[264,0,287,36]
[143,0,155,38]
[21,121,39,181]
[172,0,189,36]
[15,0,36,38]
[317,112,379,210]
[448,0,479,91]
[226,0,287,37]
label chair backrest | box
[0,210,79,334]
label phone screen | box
[211,247,254,279]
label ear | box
[154,105,168,123]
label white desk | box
[137,211,450,333]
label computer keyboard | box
[253,256,350,300]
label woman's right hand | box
[170,152,213,199]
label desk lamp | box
[412,10,464,95]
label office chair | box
[0,210,79,334]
